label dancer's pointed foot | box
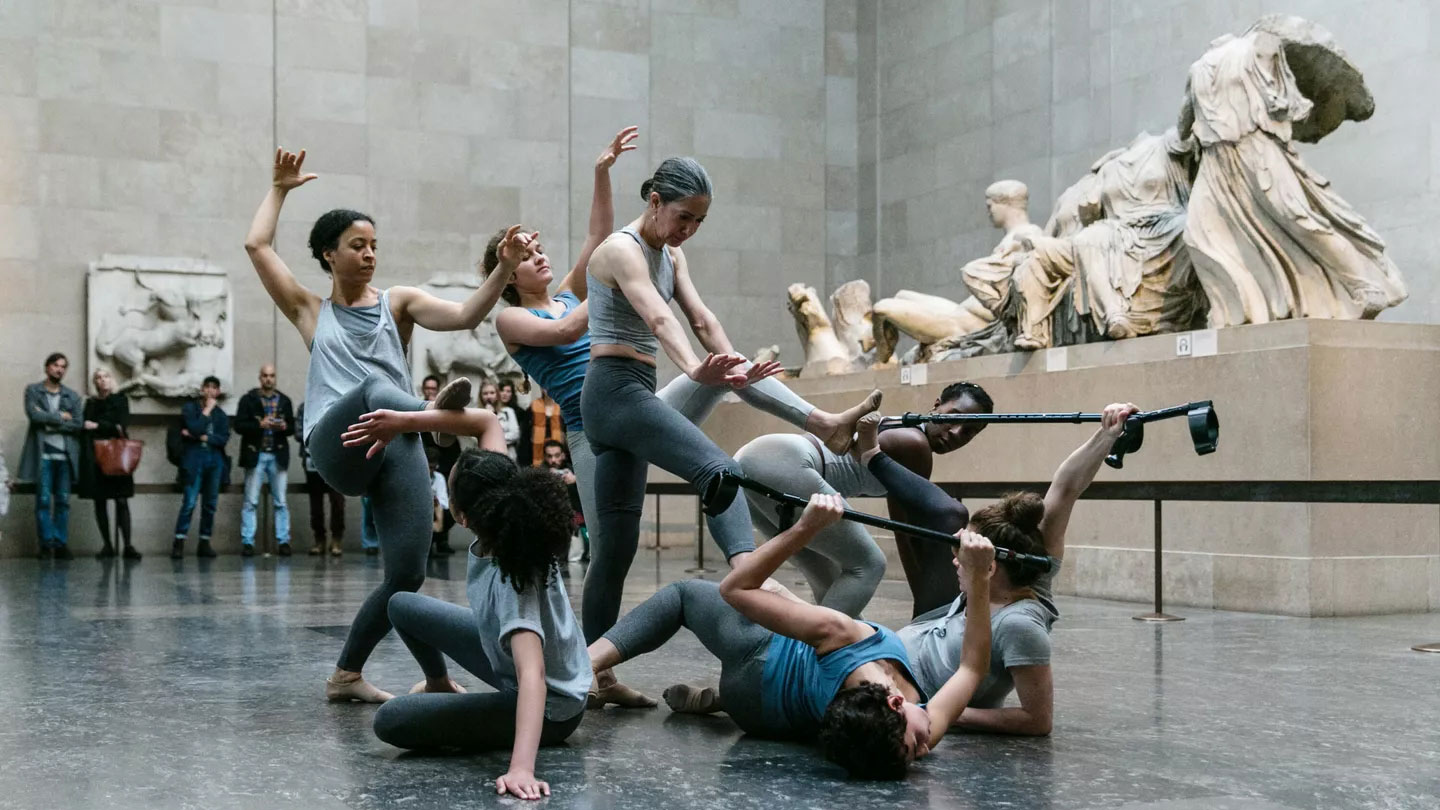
[325,671,394,703]
[408,677,467,694]
[427,377,473,447]
[809,389,883,455]
[587,669,657,709]
[663,684,721,715]
[852,411,885,466]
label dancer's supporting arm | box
[671,251,784,383]
[1038,402,1137,561]
[719,495,870,654]
[390,224,528,332]
[923,533,994,748]
[244,149,324,343]
[497,630,550,801]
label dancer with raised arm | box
[244,148,516,703]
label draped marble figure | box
[1180,16,1406,326]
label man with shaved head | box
[235,364,296,556]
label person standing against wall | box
[297,401,345,557]
[172,376,230,559]
[19,353,83,560]
[79,367,139,560]
[235,365,296,557]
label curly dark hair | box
[969,491,1046,588]
[450,449,572,593]
[817,682,910,780]
[481,224,525,306]
[308,208,374,274]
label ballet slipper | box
[851,411,885,466]
[427,377,472,447]
[587,669,657,709]
[325,674,394,704]
[663,684,721,715]
[809,389,883,455]
[408,677,467,694]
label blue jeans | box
[360,496,380,549]
[35,456,72,547]
[175,451,224,540]
[241,452,290,545]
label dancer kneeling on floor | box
[588,494,997,779]
[373,450,587,800]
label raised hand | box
[596,125,640,170]
[341,409,410,459]
[957,528,995,574]
[496,769,550,801]
[273,148,318,192]
[687,353,747,387]
[494,224,534,276]
[734,359,784,389]
[1100,402,1140,438]
[797,493,846,532]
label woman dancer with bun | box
[244,148,517,703]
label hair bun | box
[640,177,654,201]
[1002,491,1045,532]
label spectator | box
[360,496,379,556]
[530,388,564,466]
[495,379,523,461]
[79,367,139,560]
[19,353,82,560]
[542,438,587,563]
[235,364,296,557]
[426,446,454,556]
[297,402,345,557]
[418,374,460,553]
[172,376,229,559]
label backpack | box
[166,420,184,468]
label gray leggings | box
[735,434,886,617]
[372,592,583,750]
[576,357,813,644]
[604,579,794,738]
[308,372,432,672]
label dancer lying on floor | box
[372,450,587,801]
[851,401,1140,736]
[587,493,997,779]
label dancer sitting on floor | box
[373,450,587,800]
[588,494,997,779]
[851,401,1140,736]
[487,134,880,705]
[244,148,516,703]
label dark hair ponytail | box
[969,491,1046,588]
[640,157,713,203]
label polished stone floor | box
[0,553,1437,810]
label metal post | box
[1134,499,1183,622]
[653,492,661,579]
[686,497,716,574]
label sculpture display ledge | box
[702,319,1440,617]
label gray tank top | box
[586,226,675,356]
[303,289,411,440]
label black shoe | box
[240,544,255,558]
[196,540,217,558]
[365,546,379,557]
[96,543,116,559]
[52,546,74,561]
[277,543,292,557]
[36,547,52,560]
[122,545,143,561]
[170,539,184,559]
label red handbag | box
[94,437,144,476]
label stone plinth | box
[700,321,1440,616]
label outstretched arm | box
[559,126,639,301]
[391,225,529,333]
[720,495,870,655]
[1040,402,1137,560]
[496,630,551,801]
[244,149,323,341]
[924,530,994,747]
[955,665,1053,736]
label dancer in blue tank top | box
[243,148,522,704]
[588,494,1000,780]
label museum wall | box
[861,0,1439,327]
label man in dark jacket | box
[19,353,83,559]
[172,376,229,559]
[234,364,295,556]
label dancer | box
[244,147,514,703]
[490,136,879,702]
[373,450,587,799]
[848,402,1139,736]
[589,494,997,779]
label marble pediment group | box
[788,15,1409,375]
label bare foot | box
[587,669,657,709]
[807,389,883,455]
[427,377,472,447]
[325,671,394,703]
[408,677,467,694]
[851,411,884,466]
[663,684,721,715]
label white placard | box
[1045,347,1067,372]
[899,366,912,385]
[1191,328,1218,357]
[910,363,928,385]
[1175,333,1193,356]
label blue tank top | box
[761,622,925,737]
[586,226,674,356]
[509,291,589,431]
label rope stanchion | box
[685,497,716,574]
[1132,499,1183,622]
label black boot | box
[170,539,184,559]
[52,546,74,561]
[122,544,143,561]
[36,546,52,560]
[96,542,116,559]
[196,539,217,558]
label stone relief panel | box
[408,273,524,393]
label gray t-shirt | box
[465,552,589,722]
[898,562,1060,707]
[42,391,67,454]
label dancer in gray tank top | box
[244,147,525,703]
